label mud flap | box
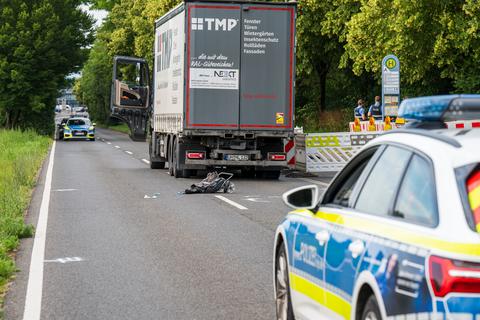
[110,56,150,141]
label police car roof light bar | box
[399,94,480,123]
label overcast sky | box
[80,4,108,28]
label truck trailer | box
[110,0,296,178]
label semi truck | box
[110,0,296,179]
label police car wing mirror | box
[282,185,321,210]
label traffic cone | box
[354,117,361,132]
[384,116,392,131]
[368,117,376,131]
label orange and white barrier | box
[284,138,295,167]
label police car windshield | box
[68,119,90,126]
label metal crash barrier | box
[295,132,379,173]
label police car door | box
[291,146,382,320]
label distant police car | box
[274,95,480,320]
[63,118,95,141]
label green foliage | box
[76,0,181,124]
[0,0,94,134]
[78,0,480,133]
[0,130,50,313]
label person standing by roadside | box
[368,96,383,119]
[354,99,366,120]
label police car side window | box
[393,155,438,226]
[355,146,412,217]
[331,160,369,207]
[325,147,381,207]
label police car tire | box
[275,244,295,320]
[361,295,381,320]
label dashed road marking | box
[215,195,248,210]
[125,151,133,155]
[299,177,329,188]
[115,145,120,149]
[23,141,56,320]
[53,188,77,192]
[142,159,150,164]
[44,257,84,264]
[107,142,112,145]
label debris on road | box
[185,172,235,194]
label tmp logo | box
[191,17,238,31]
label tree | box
[76,0,181,124]
[0,0,93,133]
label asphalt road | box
[4,128,332,320]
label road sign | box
[382,55,400,119]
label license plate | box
[225,154,249,161]
[74,132,85,136]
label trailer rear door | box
[185,3,242,129]
[239,5,295,130]
[185,2,295,130]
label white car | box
[274,95,480,320]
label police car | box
[274,95,480,320]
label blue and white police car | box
[274,95,480,320]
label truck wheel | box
[172,140,183,178]
[168,139,174,176]
[150,161,165,169]
[149,137,165,169]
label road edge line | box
[22,140,56,320]
[215,195,248,210]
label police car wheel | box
[361,295,381,320]
[275,244,295,320]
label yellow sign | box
[276,112,284,124]
[386,58,396,69]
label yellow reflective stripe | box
[289,209,480,257]
[468,185,480,211]
[476,223,480,233]
[290,273,351,320]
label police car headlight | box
[88,126,94,131]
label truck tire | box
[172,139,183,178]
[148,133,165,169]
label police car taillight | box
[467,169,480,232]
[428,255,480,297]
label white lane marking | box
[101,138,105,142]
[44,257,84,264]
[125,151,133,155]
[53,188,77,192]
[23,141,56,320]
[114,145,120,149]
[299,177,330,188]
[245,197,270,203]
[215,195,248,210]
[107,142,112,145]
[144,193,160,199]
[142,159,150,164]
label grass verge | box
[98,122,130,135]
[0,130,51,318]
